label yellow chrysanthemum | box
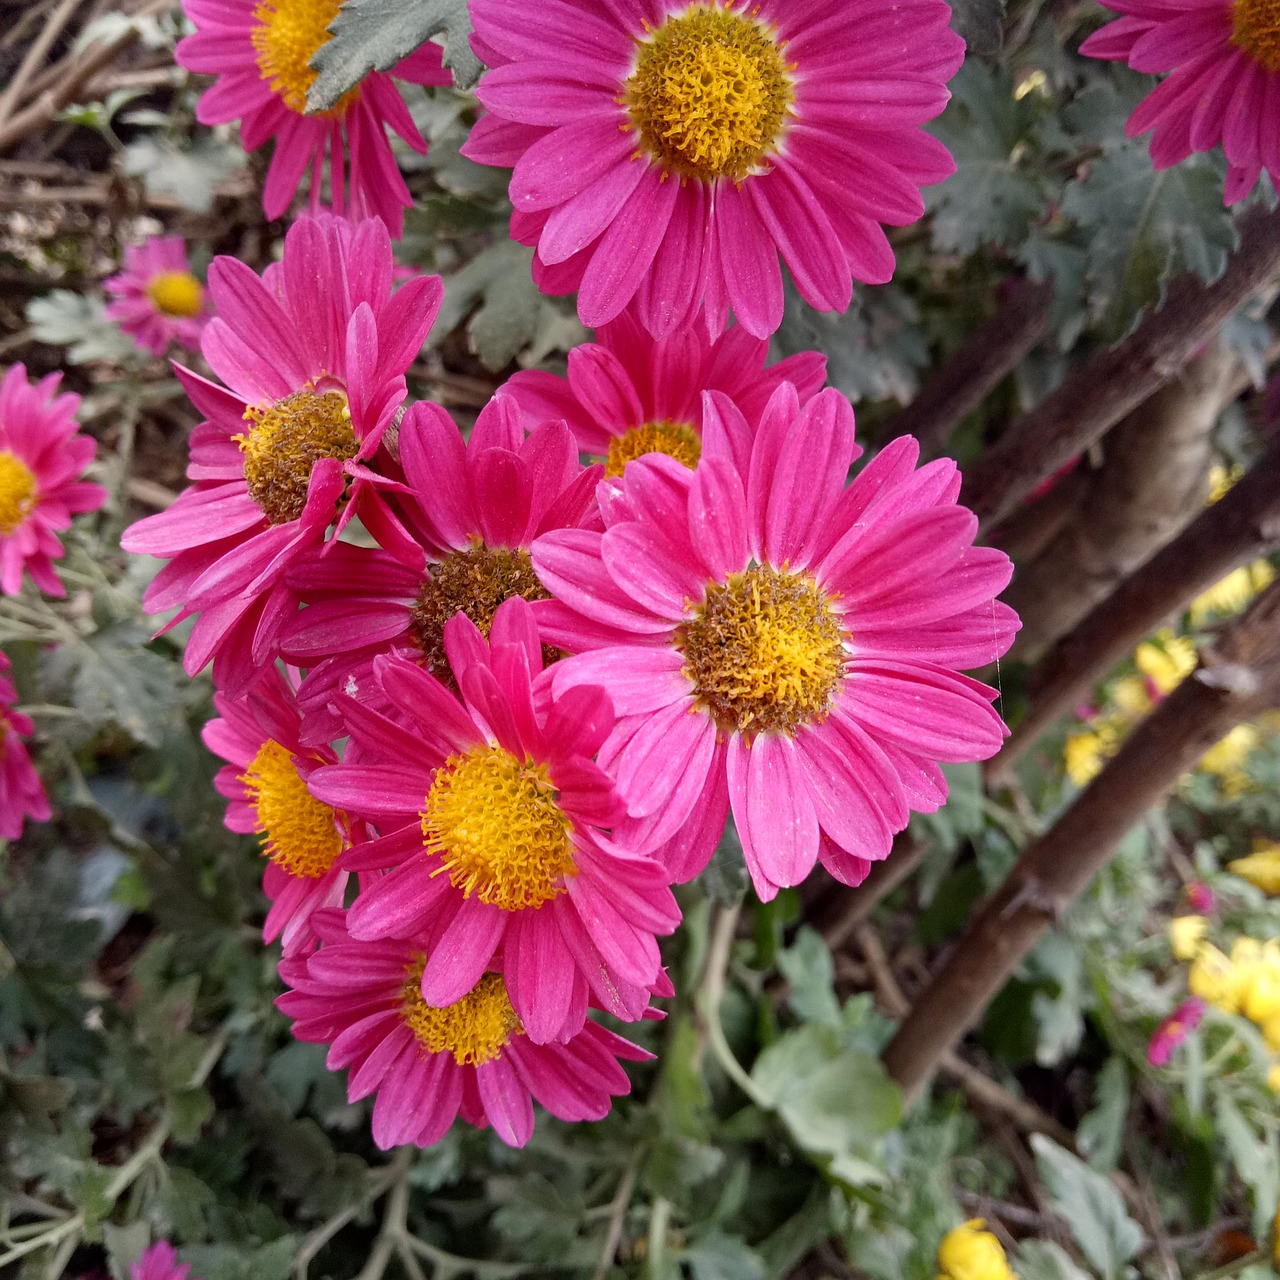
[1065,731,1108,786]
[937,1220,1018,1280]
[1188,942,1243,1013]
[1170,915,1208,961]
[1199,723,1260,794]
[1229,842,1280,896]
[1135,630,1197,697]
[1190,560,1275,625]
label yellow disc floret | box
[625,4,794,182]
[604,421,703,478]
[400,956,523,1066]
[239,739,344,878]
[422,745,576,911]
[1233,0,1280,71]
[251,0,354,114]
[0,451,37,536]
[235,386,357,525]
[678,564,846,737]
[410,545,550,676]
[146,271,205,318]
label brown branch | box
[816,834,926,950]
[989,437,1280,783]
[0,0,82,134]
[881,579,1280,1101]
[960,208,1280,534]
[886,277,1053,459]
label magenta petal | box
[421,898,507,1005]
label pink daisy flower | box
[308,597,680,1043]
[0,364,108,599]
[277,909,651,1149]
[532,385,1020,899]
[104,237,211,357]
[0,652,50,841]
[131,1243,193,1280]
[177,0,451,236]
[1147,996,1205,1067]
[279,394,601,745]
[501,308,827,477]
[120,216,442,697]
[462,0,964,339]
[1080,0,1280,203]
[202,667,362,955]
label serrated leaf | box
[433,240,547,370]
[777,926,841,1029]
[122,134,245,213]
[308,0,480,112]
[1215,1094,1280,1237]
[1076,1057,1129,1173]
[26,290,138,365]
[1015,1239,1096,1280]
[682,1232,767,1280]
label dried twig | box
[0,0,82,133]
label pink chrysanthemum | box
[308,598,680,1043]
[532,385,1020,900]
[120,216,442,696]
[0,652,50,841]
[104,237,212,357]
[0,364,107,599]
[202,667,362,955]
[131,1242,192,1280]
[501,308,827,477]
[462,0,964,339]
[177,0,451,235]
[1147,996,1205,1067]
[277,909,651,1149]
[280,395,600,745]
[1081,0,1280,203]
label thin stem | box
[646,1198,672,1280]
[590,1150,642,1280]
[693,903,765,1107]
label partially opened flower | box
[178,0,451,235]
[308,598,680,1042]
[104,237,211,356]
[533,385,1019,899]
[463,0,964,338]
[1081,0,1280,203]
[277,910,651,1149]
[0,364,107,598]
[501,308,827,476]
[121,216,442,696]
[1147,996,1205,1067]
[131,1242,193,1280]
[202,667,360,954]
[0,652,49,841]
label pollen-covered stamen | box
[1232,0,1280,71]
[604,421,702,478]
[409,544,551,676]
[235,386,357,525]
[146,271,204,317]
[678,564,847,737]
[0,451,37,535]
[239,739,344,878]
[421,745,577,911]
[251,0,357,115]
[625,4,794,183]
[400,956,523,1066]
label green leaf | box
[1015,1239,1096,1280]
[1030,1135,1144,1279]
[682,1231,767,1280]
[1076,1058,1130,1173]
[1214,1094,1280,1238]
[26,290,137,365]
[122,134,246,214]
[103,1220,152,1280]
[777,926,841,1029]
[308,0,480,112]
[949,0,1006,55]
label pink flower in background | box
[177,0,451,235]
[1081,0,1280,203]
[533,385,1019,899]
[0,364,107,598]
[1147,997,1205,1066]
[277,909,651,1150]
[131,1241,192,1280]
[120,216,442,697]
[308,598,680,1043]
[202,667,361,955]
[0,652,49,840]
[464,0,964,339]
[501,308,827,477]
[1186,881,1217,914]
[104,237,211,356]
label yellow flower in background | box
[1189,942,1244,1013]
[1111,675,1154,718]
[1065,731,1108,786]
[1261,1012,1280,1053]
[1170,915,1208,961]
[937,1220,1017,1280]
[1207,462,1240,503]
[1199,724,1261,795]
[1268,1063,1280,1095]
[1190,560,1275,625]
[1229,842,1280,896]
[1135,631,1197,696]
[1241,948,1280,1025]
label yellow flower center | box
[678,564,846,737]
[400,957,523,1066]
[421,745,576,911]
[409,545,551,676]
[0,451,37,536]
[145,271,204,318]
[604,421,703,478]
[250,0,356,115]
[239,739,344,878]
[624,3,794,183]
[235,386,357,525]
[1233,0,1280,71]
